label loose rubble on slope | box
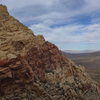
[0,5,100,100]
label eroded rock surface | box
[0,5,100,100]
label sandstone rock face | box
[0,5,100,100]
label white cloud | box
[30,23,100,44]
[1,0,100,50]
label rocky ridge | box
[0,5,100,100]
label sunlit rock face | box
[0,5,99,100]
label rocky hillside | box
[63,51,100,84]
[0,5,100,100]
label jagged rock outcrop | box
[0,5,100,100]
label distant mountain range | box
[63,51,100,83]
[64,50,97,54]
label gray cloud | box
[4,0,100,24]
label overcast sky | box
[1,0,100,50]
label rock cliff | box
[0,5,100,100]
